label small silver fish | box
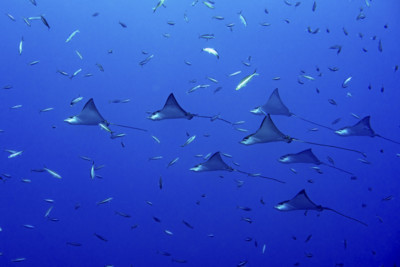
[164,229,173,235]
[75,50,83,60]
[6,13,16,21]
[235,128,248,132]
[151,135,161,144]
[66,30,80,43]
[207,77,218,83]
[149,156,163,161]
[70,68,82,79]
[228,71,241,77]
[70,96,83,106]
[97,197,113,205]
[57,70,69,76]
[44,206,53,217]
[90,162,95,179]
[11,258,26,262]
[80,156,92,161]
[43,167,62,179]
[7,150,23,158]
[10,104,22,109]
[181,135,196,147]
[167,157,179,167]
[342,76,352,88]
[39,107,54,113]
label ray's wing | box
[274,189,321,211]
[75,98,106,125]
[336,116,400,144]
[190,152,233,172]
[161,93,191,119]
[260,88,292,116]
[241,114,289,145]
[253,89,334,130]
[279,149,321,164]
[335,116,376,137]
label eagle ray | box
[335,116,400,145]
[64,98,147,132]
[274,189,368,226]
[251,88,334,130]
[190,151,285,183]
[278,148,353,175]
[148,93,233,125]
[241,114,365,156]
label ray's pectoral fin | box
[274,189,321,211]
[240,114,290,145]
[190,152,233,172]
[148,93,193,120]
[64,98,106,125]
[335,116,376,137]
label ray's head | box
[64,116,79,124]
[274,202,292,211]
[148,111,162,121]
[189,164,204,172]
[250,106,264,115]
[278,155,292,163]
[240,134,257,145]
[334,128,350,136]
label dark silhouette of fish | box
[40,15,50,29]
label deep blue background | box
[1,0,400,266]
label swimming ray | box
[190,152,233,172]
[250,88,334,130]
[190,152,285,183]
[64,98,147,132]
[335,116,400,145]
[274,189,368,226]
[278,148,353,175]
[148,93,233,125]
[241,114,288,144]
[64,98,105,125]
[148,93,194,120]
[240,114,365,156]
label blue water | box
[1,0,400,266]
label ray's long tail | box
[292,114,335,131]
[194,114,233,125]
[324,207,368,227]
[110,123,148,132]
[295,139,366,157]
[376,134,400,145]
[322,162,354,175]
[235,169,285,184]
